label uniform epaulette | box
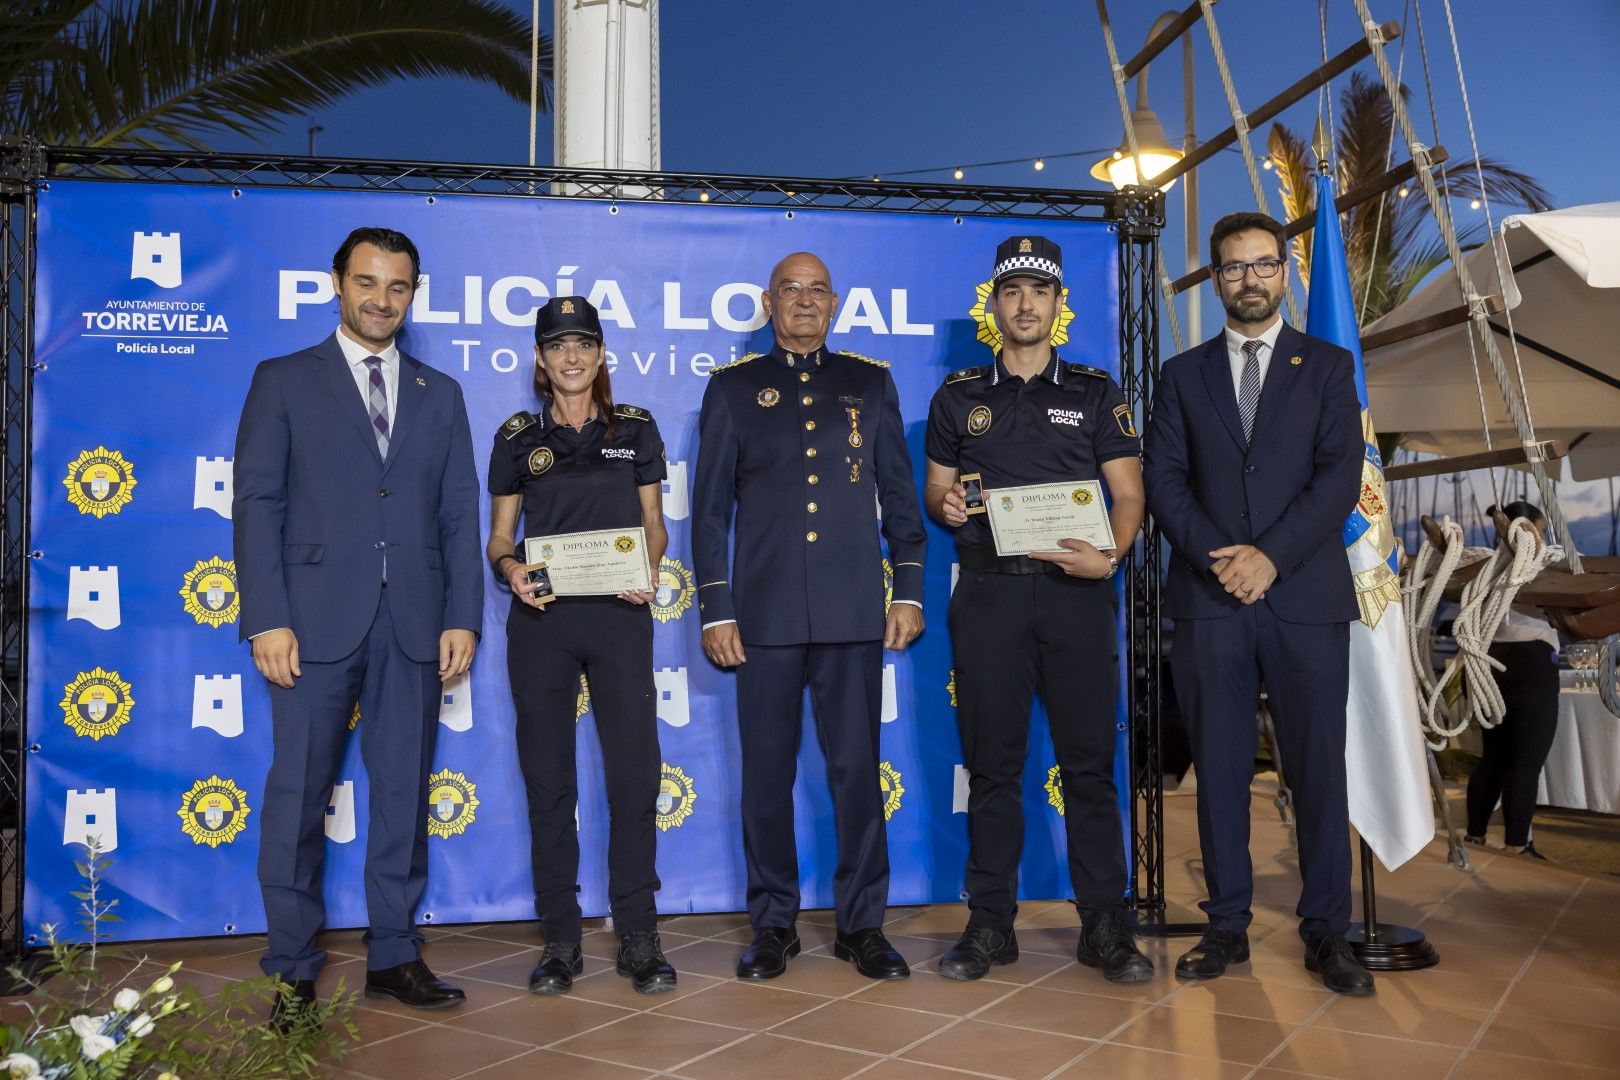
[1064,362,1108,379]
[710,352,764,373]
[842,351,891,368]
[499,411,538,439]
[945,365,989,385]
[613,403,651,422]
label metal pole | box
[1182,31,1200,343]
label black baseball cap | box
[992,235,1063,287]
[535,295,603,342]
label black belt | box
[957,544,1069,577]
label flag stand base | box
[1347,838,1439,971]
[1130,900,1206,938]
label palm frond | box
[5,0,551,150]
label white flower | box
[150,975,174,994]
[113,987,141,1011]
[79,1033,116,1061]
[0,1052,42,1079]
[68,1014,105,1039]
[128,1013,155,1038]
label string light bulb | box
[1033,158,1045,171]
[1398,186,1410,198]
[699,191,709,202]
[953,167,964,180]
[1470,198,1482,210]
[1262,158,1274,171]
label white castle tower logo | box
[661,461,690,521]
[191,674,244,737]
[953,764,970,814]
[67,566,121,630]
[130,231,183,288]
[326,780,356,843]
[439,672,472,732]
[194,457,233,518]
[655,667,689,728]
[881,662,898,724]
[64,788,118,851]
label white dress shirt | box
[1493,604,1561,652]
[1223,316,1285,398]
[335,328,399,429]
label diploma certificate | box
[985,480,1115,557]
[522,527,653,596]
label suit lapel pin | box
[416,375,428,385]
[1289,355,1302,366]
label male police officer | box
[924,236,1151,984]
[692,251,927,981]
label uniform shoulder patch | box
[613,403,651,421]
[842,351,891,368]
[499,411,538,439]
[1063,362,1108,379]
[945,365,989,385]
[710,352,763,373]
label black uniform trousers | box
[506,597,661,942]
[1466,640,1560,847]
[1172,605,1352,946]
[259,586,440,980]
[950,569,1127,928]
[736,641,888,934]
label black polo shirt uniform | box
[691,342,927,934]
[488,401,666,943]
[925,350,1140,929]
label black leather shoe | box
[529,941,584,996]
[937,926,1018,981]
[833,928,910,980]
[737,926,800,980]
[1174,928,1250,981]
[268,978,315,1034]
[1305,935,1376,996]
[1076,912,1153,984]
[364,959,466,1009]
[617,929,677,994]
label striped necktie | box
[364,355,390,457]
[1238,339,1262,443]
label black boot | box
[616,930,677,994]
[363,960,466,1009]
[736,926,800,980]
[1305,935,1376,996]
[268,978,315,1034]
[1076,912,1153,984]
[529,941,584,996]
[937,926,1018,982]
[833,928,910,980]
[1174,928,1250,981]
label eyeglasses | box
[775,282,832,301]
[1216,258,1285,283]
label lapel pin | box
[1289,355,1302,366]
[415,375,427,385]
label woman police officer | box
[485,295,676,995]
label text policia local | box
[278,269,936,375]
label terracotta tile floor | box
[32,780,1620,1078]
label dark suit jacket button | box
[1244,465,1256,474]
[379,489,390,498]
[1239,511,1248,518]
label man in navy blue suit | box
[1143,212,1373,995]
[234,227,483,1020]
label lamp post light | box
[1091,11,1200,341]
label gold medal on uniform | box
[845,406,863,448]
[959,472,986,515]
[967,404,992,436]
[846,455,862,484]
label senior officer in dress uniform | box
[485,296,677,996]
[692,251,927,981]
[923,236,1152,985]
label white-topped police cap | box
[536,295,604,341]
[992,235,1063,286]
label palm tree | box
[1268,72,1553,326]
[2,0,550,150]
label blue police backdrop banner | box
[28,180,1123,942]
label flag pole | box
[1348,837,1438,970]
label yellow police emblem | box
[1112,403,1138,439]
[969,281,1076,351]
[757,388,781,408]
[60,667,134,741]
[426,768,479,838]
[561,299,576,314]
[652,556,695,623]
[63,447,137,518]
[1018,238,1033,253]
[1072,487,1094,506]
[655,763,697,831]
[614,534,637,554]
[882,557,894,614]
[178,775,251,847]
[576,673,590,721]
[528,447,554,476]
[946,668,958,708]
[1290,355,1303,366]
[1000,495,1014,512]
[967,405,993,436]
[180,556,239,627]
[879,761,905,821]
[1045,764,1065,815]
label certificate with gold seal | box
[522,527,653,596]
[985,480,1115,557]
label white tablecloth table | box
[1537,669,1620,814]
